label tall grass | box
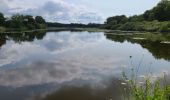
[121,56,170,100]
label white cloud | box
[0,32,123,87]
[0,0,103,23]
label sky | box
[0,0,161,24]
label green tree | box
[10,14,24,28]
[153,0,170,21]
[35,16,46,29]
[105,15,128,29]
[143,10,155,21]
[0,13,5,26]
[106,15,128,25]
[23,15,36,29]
[129,15,144,22]
[35,16,46,24]
[143,0,170,21]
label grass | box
[121,56,170,100]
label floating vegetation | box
[161,41,170,44]
[132,37,146,40]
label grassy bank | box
[103,20,170,33]
[121,56,170,100]
[122,72,170,100]
[119,21,170,32]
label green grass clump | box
[121,57,170,100]
[127,78,170,100]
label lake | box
[0,31,170,100]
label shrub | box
[0,27,6,32]
[159,24,170,32]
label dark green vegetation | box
[106,33,170,61]
[103,0,170,32]
[0,31,46,48]
[47,22,102,28]
[0,13,46,32]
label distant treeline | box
[1,0,170,33]
[103,0,170,32]
[47,22,102,28]
[0,13,46,32]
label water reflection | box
[106,34,170,61]
[0,31,170,100]
[0,77,128,100]
[0,34,6,48]
[0,31,46,48]
[42,78,127,100]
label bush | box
[119,22,136,31]
[159,24,170,32]
[0,27,6,32]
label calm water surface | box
[0,31,170,100]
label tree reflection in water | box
[106,34,170,61]
[0,31,47,48]
[41,78,129,100]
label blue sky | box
[0,0,161,23]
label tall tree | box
[153,0,170,21]
[35,16,46,24]
[11,14,24,28]
[23,15,36,29]
[0,13,5,26]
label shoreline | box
[0,27,169,34]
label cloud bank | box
[0,0,103,23]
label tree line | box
[0,13,46,31]
[103,0,170,32]
[47,22,102,28]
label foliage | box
[10,14,24,28]
[0,27,6,32]
[35,16,46,24]
[0,12,46,31]
[0,13,5,26]
[150,0,170,21]
[104,0,170,32]
[159,24,170,32]
[121,56,170,100]
[47,22,102,28]
[104,15,128,29]
[123,74,170,100]
[106,33,170,61]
